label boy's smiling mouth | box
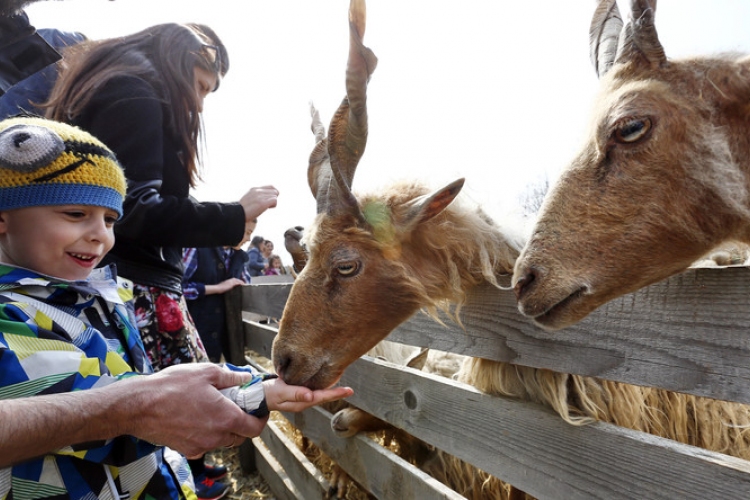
[69,252,98,265]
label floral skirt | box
[132,284,208,372]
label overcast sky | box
[24,0,750,254]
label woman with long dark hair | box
[46,23,279,499]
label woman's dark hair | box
[250,236,265,248]
[45,23,229,187]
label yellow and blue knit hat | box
[0,116,126,216]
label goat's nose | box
[514,265,540,301]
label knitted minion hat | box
[0,116,126,217]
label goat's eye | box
[614,118,651,143]
[336,261,359,277]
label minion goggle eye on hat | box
[0,117,126,217]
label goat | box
[271,1,750,498]
[513,0,750,331]
[271,0,519,392]
[282,225,478,497]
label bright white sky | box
[24,0,750,254]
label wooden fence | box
[224,266,750,499]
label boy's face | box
[0,205,117,281]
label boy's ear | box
[0,211,8,234]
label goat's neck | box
[683,56,750,243]
[722,88,750,242]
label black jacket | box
[72,75,245,292]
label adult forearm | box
[0,364,270,467]
[0,387,123,467]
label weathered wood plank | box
[259,420,329,499]
[243,267,750,405]
[244,319,277,359]
[241,282,293,319]
[339,356,750,500]
[244,325,750,500]
[250,275,296,285]
[387,266,750,404]
[281,405,467,500]
[253,437,301,500]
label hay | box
[204,447,275,500]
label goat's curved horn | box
[589,0,624,78]
[614,0,666,70]
[310,0,378,216]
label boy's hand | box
[262,377,353,412]
[217,277,245,293]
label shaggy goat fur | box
[306,179,521,318]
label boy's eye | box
[105,216,118,225]
[64,211,85,218]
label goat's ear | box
[589,0,624,78]
[401,178,464,230]
[614,0,666,71]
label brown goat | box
[271,0,519,391]
[271,1,750,498]
[513,0,750,330]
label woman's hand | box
[240,185,279,222]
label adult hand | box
[0,363,266,466]
[240,185,279,222]
[121,363,267,458]
[262,377,354,413]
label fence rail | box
[228,264,750,499]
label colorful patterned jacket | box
[0,264,196,500]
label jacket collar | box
[0,263,128,305]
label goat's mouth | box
[277,361,343,391]
[526,286,590,331]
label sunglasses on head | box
[201,43,227,79]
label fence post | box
[224,285,259,473]
[224,285,245,366]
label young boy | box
[0,116,352,498]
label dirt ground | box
[204,447,275,500]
